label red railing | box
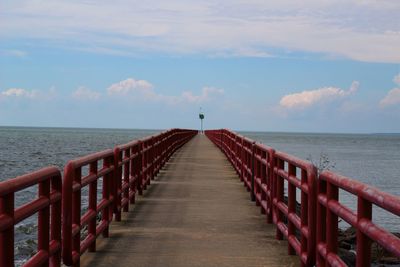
[62,128,196,266]
[253,143,275,223]
[317,171,400,267]
[0,167,62,267]
[0,128,196,267]
[112,129,197,222]
[207,129,317,266]
[273,151,317,267]
[7,127,400,266]
[140,136,153,192]
[113,140,142,221]
[205,128,400,267]
[239,136,253,192]
[62,149,115,266]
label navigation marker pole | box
[199,108,205,134]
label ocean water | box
[1,127,399,264]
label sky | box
[1,0,400,133]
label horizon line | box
[1,124,399,136]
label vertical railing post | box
[251,142,256,202]
[72,166,82,267]
[113,147,122,221]
[88,162,98,251]
[267,149,275,224]
[255,147,261,207]
[219,130,222,148]
[38,179,50,266]
[142,140,147,191]
[287,163,296,255]
[300,169,308,265]
[149,137,154,180]
[148,139,152,184]
[130,145,137,204]
[316,179,327,267]
[0,193,14,267]
[356,197,372,267]
[260,148,267,213]
[238,137,241,174]
[103,156,112,236]
[62,163,73,266]
[275,158,284,240]
[326,182,338,266]
[130,146,136,204]
[240,137,244,182]
[307,165,317,267]
[51,173,62,267]
[124,148,130,210]
[138,141,144,195]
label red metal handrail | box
[112,129,197,221]
[62,128,197,266]
[113,140,142,221]
[141,136,153,192]
[254,143,275,223]
[317,171,400,267]
[206,130,276,222]
[4,128,400,266]
[273,151,317,267]
[62,149,115,266]
[206,128,400,266]
[0,167,62,267]
[206,129,318,267]
[0,128,197,267]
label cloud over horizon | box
[1,0,400,63]
[380,73,400,108]
[107,78,154,96]
[279,81,359,110]
[0,88,37,99]
[107,78,223,105]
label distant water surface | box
[0,126,159,180]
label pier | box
[79,134,298,267]
[1,129,400,267]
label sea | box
[1,126,399,264]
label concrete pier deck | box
[80,134,299,267]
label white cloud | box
[73,86,101,100]
[0,88,37,99]
[394,73,400,86]
[379,73,400,107]
[280,81,359,109]
[380,88,400,107]
[0,87,58,102]
[107,78,154,98]
[1,0,400,62]
[107,78,223,104]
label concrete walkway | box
[81,134,299,267]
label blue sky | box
[1,0,400,133]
